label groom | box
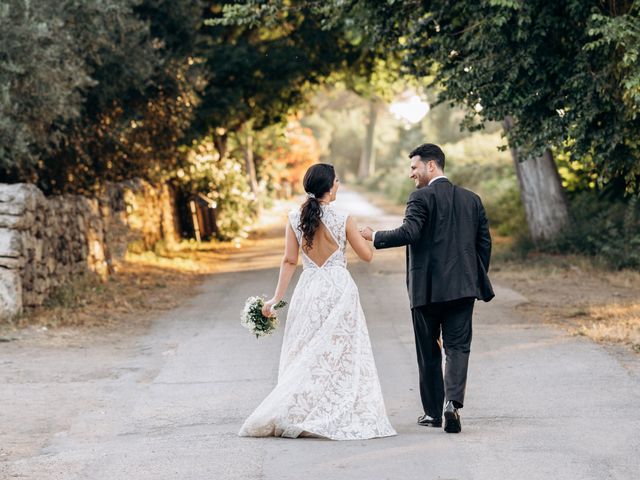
[360,143,494,433]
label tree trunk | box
[358,100,378,179]
[504,116,570,244]
[212,130,227,160]
[243,126,261,212]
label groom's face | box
[409,155,430,188]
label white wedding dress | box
[239,204,396,440]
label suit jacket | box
[374,178,494,308]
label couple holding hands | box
[240,143,494,440]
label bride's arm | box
[345,216,373,262]
[262,222,299,316]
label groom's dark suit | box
[374,177,494,417]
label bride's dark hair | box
[299,163,336,251]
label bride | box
[239,163,396,440]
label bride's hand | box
[262,299,277,317]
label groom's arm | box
[374,190,428,249]
[476,201,492,272]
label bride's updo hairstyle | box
[299,163,336,251]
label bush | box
[548,193,640,269]
[177,137,257,241]
[0,0,203,194]
[483,185,528,238]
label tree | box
[213,1,413,181]
[358,99,379,179]
[329,0,640,192]
[241,1,640,240]
[0,0,100,182]
[411,2,639,182]
[0,0,205,194]
[184,1,366,209]
[504,117,570,242]
[314,0,572,243]
[394,0,640,239]
[195,2,360,151]
[305,0,640,242]
[254,120,320,197]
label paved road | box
[2,189,639,479]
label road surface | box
[1,188,639,479]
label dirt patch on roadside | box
[493,254,640,353]
[0,264,203,347]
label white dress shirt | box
[427,175,448,185]
[371,176,447,244]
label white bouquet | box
[240,296,287,338]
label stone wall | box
[0,180,180,321]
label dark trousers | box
[411,297,474,418]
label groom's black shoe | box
[443,401,461,433]
[417,414,442,427]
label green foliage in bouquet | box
[241,296,287,339]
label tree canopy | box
[1,0,638,250]
[221,0,640,193]
[400,0,640,193]
[0,0,373,194]
[1,0,204,192]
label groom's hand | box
[359,226,374,241]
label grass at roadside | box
[574,303,640,353]
[9,262,202,331]
[492,241,640,354]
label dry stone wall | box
[0,180,180,321]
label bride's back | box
[289,205,349,270]
[302,221,339,267]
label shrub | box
[548,193,640,269]
[0,0,203,194]
[177,138,257,241]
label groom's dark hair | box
[409,143,445,171]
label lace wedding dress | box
[238,204,396,440]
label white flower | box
[240,296,287,338]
